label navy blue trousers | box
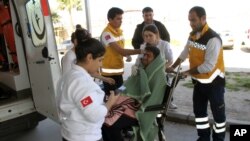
[193,77,226,141]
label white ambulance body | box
[0,0,61,137]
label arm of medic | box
[109,41,142,56]
[91,73,115,85]
[108,41,145,76]
[78,92,119,123]
[101,31,142,56]
[102,32,146,77]
[73,85,119,123]
[166,38,221,76]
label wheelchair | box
[121,64,184,141]
[142,64,184,141]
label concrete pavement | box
[166,77,250,130]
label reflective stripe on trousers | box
[193,77,226,141]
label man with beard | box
[167,6,226,141]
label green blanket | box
[123,55,167,141]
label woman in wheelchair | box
[102,46,168,141]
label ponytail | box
[75,28,91,43]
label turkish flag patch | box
[80,96,93,107]
[105,35,111,40]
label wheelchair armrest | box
[144,104,166,112]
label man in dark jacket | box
[132,7,170,49]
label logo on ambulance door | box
[26,0,46,47]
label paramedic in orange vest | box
[167,6,226,141]
[100,7,142,96]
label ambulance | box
[0,0,61,138]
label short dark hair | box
[144,45,160,59]
[75,38,105,62]
[142,7,153,14]
[107,7,124,20]
[189,6,206,18]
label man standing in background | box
[132,7,170,49]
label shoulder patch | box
[80,96,93,107]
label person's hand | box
[180,71,189,78]
[166,67,176,73]
[106,91,120,110]
[103,77,115,85]
[131,65,139,76]
[140,49,145,54]
[125,55,132,62]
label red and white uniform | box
[57,64,107,141]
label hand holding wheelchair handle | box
[180,71,189,79]
[166,67,186,80]
[166,66,183,74]
[165,67,176,73]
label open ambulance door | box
[12,0,61,122]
